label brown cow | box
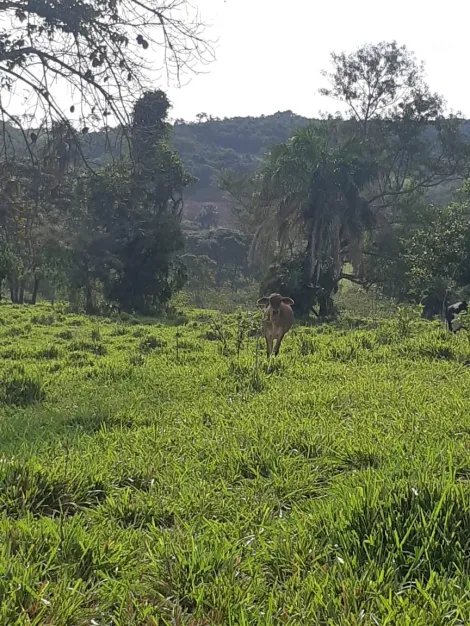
[257,293,295,357]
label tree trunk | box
[195,292,204,308]
[18,282,24,304]
[318,295,330,318]
[31,277,40,304]
[318,288,337,318]
[85,285,94,315]
[304,225,317,283]
[10,275,19,303]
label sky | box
[163,0,470,121]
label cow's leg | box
[265,334,273,358]
[273,332,285,356]
[446,313,453,332]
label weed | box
[31,314,55,326]
[0,373,45,406]
[69,340,107,356]
[299,335,316,355]
[111,326,128,337]
[129,353,145,367]
[7,326,24,337]
[139,336,165,352]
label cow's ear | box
[281,297,294,306]
[257,297,269,307]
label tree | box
[364,200,470,317]
[320,41,470,210]
[398,202,470,310]
[247,124,376,315]
[260,254,339,318]
[196,204,219,230]
[179,253,216,307]
[185,227,252,290]
[66,90,192,313]
[220,169,261,234]
[320,41,435,133]
[0,123,76,303]
[0,0,212,156]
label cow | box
[445,301,468,333]
[257,293,295,357]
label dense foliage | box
[0,90,192,313]
[365,199,470,315]
[1,39,470,320]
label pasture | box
[1,303,470,624]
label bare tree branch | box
[0,0,214,158]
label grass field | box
[1,302,470,624]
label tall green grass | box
[0,302,469,624]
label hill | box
[172,111,315,224]
[1,301,470,622]
[1,111,469,225]
[73,111,313,224]
[172,112,310,192]
[69,113,470,224]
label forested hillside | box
[0,111,310,224]
[173,112,310,190]
[172,111,316,222]
[68,113,470,221]
[2,110,466,225]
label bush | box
[260,253,338,317]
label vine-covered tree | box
[66,90,192,313]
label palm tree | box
[252,124,377,295]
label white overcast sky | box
[164,0,470,121]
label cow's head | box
[257,293,295,318]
